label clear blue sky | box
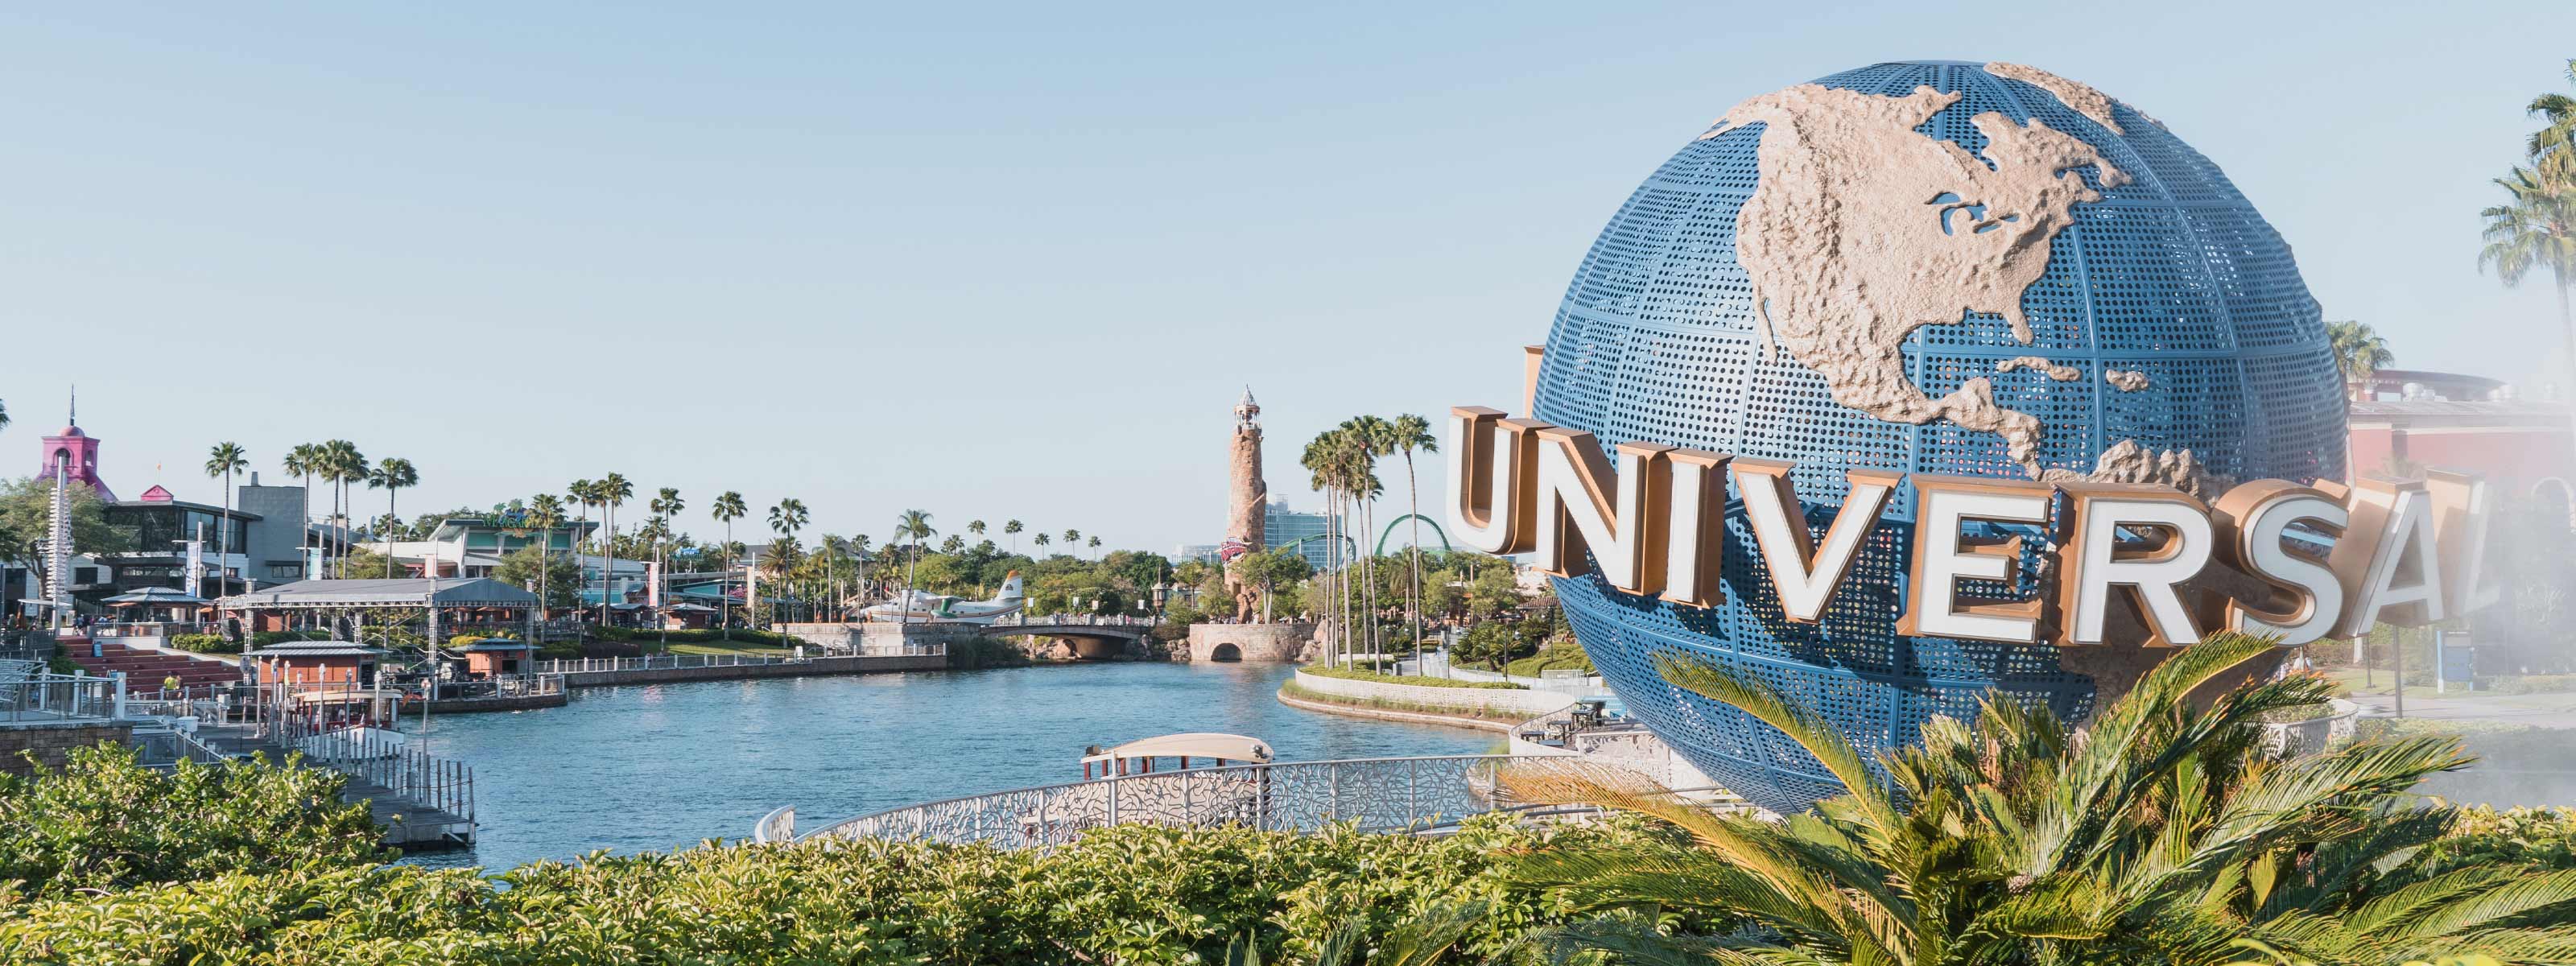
[1,2,2568,552]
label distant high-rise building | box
[1264,499,1334,572]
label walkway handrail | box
[785,753,1549,848]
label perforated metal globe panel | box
[1532,60,2348,814]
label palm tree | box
[1347,415,1395,660]
[1085,535,1100,559]
[2323,320,2393,401]
[2482,165,2576,442]
[649,488,684,617]
[758,537,803,627]
[894,510,935,629]
[596,473,632,624]
[1062,529,1080,551]
[318,440,365,577]
[0,398,8,434]
[285,444,322,573]
[1034,532,1051,555]
[1389,414,1438,663]
[365,457,417,576]
[1505,632,2576,964]
[711,491,746,636]
[202,442,247,594]
[2524,59,2576,181]
[1003,519,1022,554]
[968,519,986,540]
[526,493,565,616]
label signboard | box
[2438,631,2475,686]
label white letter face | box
[1530,430,1668,594]
[1660,451,1732,609]
[2225,489,2346,646]
[2425,469,2500,616]
[2333,481,2447,635]
[1905,479,2053,644]
[2062,492,2212,646]
[1446,407,1520,554]
[1735,462,1899,623]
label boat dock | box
[196,719,476,849]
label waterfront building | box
[363,513,599,580]
[2343,369,2576,509]
[4,411,320,618]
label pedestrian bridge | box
[980,618,1154,659]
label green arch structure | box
[1373,514,1451,556]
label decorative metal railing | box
[0,673,126,724]
[134,727,234,769]
[776,754,1542,848]
[536,654,805,675]
[284,719,475,824]
[2257,698,2363,758]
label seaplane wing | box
[861,571,1025,625]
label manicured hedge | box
[588,625,795,647]
[167,634,240,654]
[1298,663,1528,690]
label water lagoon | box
[401,662,1493,871]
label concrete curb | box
[1274,687,1516,733]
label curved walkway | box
[1274,687,1517,733]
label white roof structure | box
[218,577,540,610]
[1082,733,1273,765]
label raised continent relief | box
[1719,83,2131,473]
[1996,356,2080,381]
[1983,62,2124,134]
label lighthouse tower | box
[1220,388,1269,620]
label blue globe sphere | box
[1534,60,2347,813]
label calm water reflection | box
[398,662,1494,872]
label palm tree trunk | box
[218,470,233,597]
[2557,262,2576,464]
[1406,453,1422,668]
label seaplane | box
[857,571,1026,625]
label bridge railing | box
[774,754,1550,848]
[986,614,1158,629]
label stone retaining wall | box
[560,654,945,687]
[1188,623,1315,663]
[1290,670,1576,717]
[0,720,134,774]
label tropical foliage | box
[0,749,1650,966]
[0,745,382,902]
[1503,632,2576,965]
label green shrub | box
[590,625,792,647]
[448,634,486,648]
[0,815,1665,964]
[167,634,240,654]
[250,630,324,647]
[1504,642,1594,678]
[1298,663,1527,690]
[0,745,384,902]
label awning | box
[1083,733,1273,765]
[103,588,206,605]
[220,578,539,609]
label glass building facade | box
[1262,500,1335,572]
[105,502,251,558]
